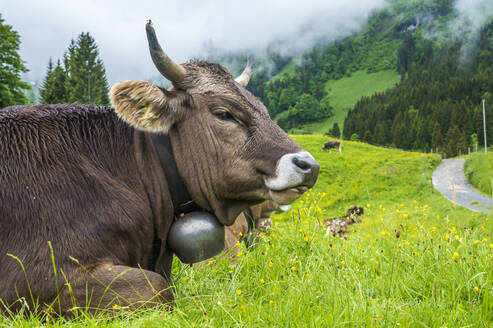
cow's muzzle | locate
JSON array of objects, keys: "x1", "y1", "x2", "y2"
[
  {"x1": 291, "y1": 153, "x2": 319, "y2": 187},
  {"x1": 265, "y1": 152, "x2": 320, "y2": 204}
]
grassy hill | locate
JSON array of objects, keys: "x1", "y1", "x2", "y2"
[
  {"x1": 465, "y1": 151, "x2": 493, "y2": 196},
  {"x1": 4, "y1": 136, "x2": 491, "y2": 327},
  {"x1": 303, "y1": 70, "x2": 400, "y2": 134}
]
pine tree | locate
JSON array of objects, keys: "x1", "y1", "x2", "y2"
[
  {"x1": 65, "y1": 32, "x2": 109, "y2": 105},
  {"x1": 0, "y1": 15, "x2": 30, "y2": 108},
  {"x1": 431, "y1": 121, "x2": 443, "y2": 151},
  {"x1": 445, "y1": 125, "x2": 461, "y2": 157},
  {"x1": 330, "y1": 122, "x2": 341, "y2": 138},
  {"x1": 40, "y1": 59, "x2": 69, "y2": 104}
]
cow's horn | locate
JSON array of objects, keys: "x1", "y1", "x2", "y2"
[
  {"x1": 146, "y1": 20, "x2": 186, "y2": 83},
  {"x1": 235, "y1": 56, "x2": 253, "y2": 87}
]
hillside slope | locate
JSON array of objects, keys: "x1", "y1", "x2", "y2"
[
  {"x1": 465, "y1": 152, "x2": 493, "y2": 196},
  {"x1": 4, "y1": 136, "x2": 491, "y2": 327},
  {"x1": 303, "y1": 70, "x2": 400, "y2": 134}
]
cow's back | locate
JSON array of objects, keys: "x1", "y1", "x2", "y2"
[{"x1": 0, "y1": 105, "x2": 155, "y2": 307}]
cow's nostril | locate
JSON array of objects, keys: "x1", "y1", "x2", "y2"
[
  {"x1": 291, "y1": 154, "x2": 320, "y2": 188},
  {"x1": 292, "y1": 156, "x2": 312, "y2": 171}
]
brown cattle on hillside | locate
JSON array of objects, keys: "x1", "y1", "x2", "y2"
[
  {"x1": 322, "y1": 140, "x2": 342, "y2": 153},
  {"x1": 0, "y1": 21, "x2": 319, "y2": 314},
  {"x1": 319, "y1": 206, "x2": 364, "y2": 237}
]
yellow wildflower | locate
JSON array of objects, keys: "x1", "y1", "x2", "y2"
[
  {"x1": 303, "y1": 236, "x2": 309, "y2": 242},
  {"x1": 237, "y1": 251, "x2": 243, "y2": 257},
  {"x1": 229, "y1": 269, "x2": 233, "y2": 274},
  {"x1": 240, "y1": 305, "x2": 246, "y2": 312},
  {"x1": 340, "y1": 260, "x2": 345, "y2": 265},
  {"x1": 236, "y1": 240, "x2": 241, "y2": 246},
  {"x1": 445, "y1": 234, "x2": 450, "y2": 241},
  {"x1": 259, "y1": 278, "x2": 264, "y2": 284},
  {"x1": 473, "y1": 240, "x2": 480, "y2": 245},
  {"x1": 473, "y1": 286, "x2": 479, "y2": 293},
  {"x1": 236, "y1": 289, "x2": 242, "y2": 295},
  {"x1": 208, "y1": 260, "x2": 213, "y2": 265},
  {"x1": 291, "y1": 266, "x2": 297, "y2": 271},
  {"x1": 452, "y1": 252, "x2": 459, "y2": 260},
  {"x1": 430, "y1": 227, "x2": 436, "y2": 233},
  {"x1": 451, "y1": 227, "x2": 456, "y2": 233},
  {"x1": 112, "y1": 304, "x2": 119, "y2": 310},
  {"x1": 305, "y1": 273, "x2": 310, "y2": 278},
  {"x1": 268, "y1": 261, "x2": 274, "y2": 267},
  {"x1": 482, "y1": 238, "x2": 487, "y2": 243}
]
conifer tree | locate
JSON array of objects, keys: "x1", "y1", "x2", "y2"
[
  {"x1": 40, "y1": 59, "x2": 69, "y2": 104},
  {"x1": 0, "y1": 15, "x2": 30, "y2": 108},
  {"x1": 38, "y1": 32, "x2": 110, "y2": 106},
  {"x1": 445, "y1": 125, "x2": 462, "y2": 157},
  {"x1": 330, "y1": 122, "x2": 341, "y2": 138},
  {"x1": 65, "y1": 32, "x2": 109, "y2": 105}
]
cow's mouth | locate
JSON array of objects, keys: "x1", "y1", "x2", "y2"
[{"x1": 268, "y1": 186, "x2": 309, "y2": 205}]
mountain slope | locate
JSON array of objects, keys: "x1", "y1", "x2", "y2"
[{"x1": 304, "y1": 69, "x2": 400, "y2": 134}]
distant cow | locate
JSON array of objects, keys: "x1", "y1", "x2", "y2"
[
  {"x1": 0, "y1": 21, "x2": 319, "y2": 314},
  {"x1": 323, "y1": 140, "x2": 342, "y2": 153},
  {"x1": 318, "y1": 206, "x2": 364, "y2": 237}
]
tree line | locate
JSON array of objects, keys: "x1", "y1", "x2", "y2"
[
  {"x1": 0, "y1": 14, "x2": 109, "y2": 108},
  {"x1": 0, "y1": 14, "x2": 30, "y2": 108},
  {"x1": 40, "y1": 32, "x2": 109, "y2": 105},
  {"x1": 343, "y1": 21, "x2": 493, "y2": 157},
  {"x1": 244, "y1": 2, "x2": 421, "y2": 131}
]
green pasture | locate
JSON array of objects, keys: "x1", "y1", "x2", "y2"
[
  {"x1": 465, "y1": 151, "x2": 493, "y2": 197},
  {"x1": 303, "y1": 70, "x2": 400, "y2": 134},
  {"x1": 1, "y1": 136, "x2": 491, "y2": 327}
]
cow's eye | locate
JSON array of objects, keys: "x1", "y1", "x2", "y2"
[{"x1": 214, "y1": 111, "x2": 238, "y2": 124}]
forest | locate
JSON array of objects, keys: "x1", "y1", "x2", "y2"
[{"x1": 342, "y1": 21, "x2": 493, "y2": 157}]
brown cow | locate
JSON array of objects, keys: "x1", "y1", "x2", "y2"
[
  {"x1": 0, "y1": 21, "x2": 319, "y2": 314},
  {"x1": 322, "y1": 140, "x2": 342, "y2": 153},
  {"x1": 318, "y1": 206, "x2": 364, "y2": 237}
]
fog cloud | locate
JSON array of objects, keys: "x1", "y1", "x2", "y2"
[{"x1": 2, "y1": 0, "x2": 384, "y2": 85}]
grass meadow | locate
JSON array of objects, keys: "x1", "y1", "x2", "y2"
[
  {"x1": 303, "y1": 70, "x2": 400, "y2": 134},
  {"x1": 465, "y1": 151, "x2": 493, "y2": 196},
  {"x1": 1, "y1": 135, "x2": 492, "y2": 327}
]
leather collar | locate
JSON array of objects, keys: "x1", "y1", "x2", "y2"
[{"x1": 150, "y1": 133, "x2": 200, "y2": 217}]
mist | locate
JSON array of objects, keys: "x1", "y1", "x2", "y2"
[{"x1": 2, "y1": 0, "x2": 385, "y2": 85}]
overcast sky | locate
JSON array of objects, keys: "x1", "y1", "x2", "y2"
[
  {"x1": 2, "y1": 0, "x2": 491, "y2": 86},
  {"x1": 2, "y1": 0, "x2": 386, "y2": 85}
]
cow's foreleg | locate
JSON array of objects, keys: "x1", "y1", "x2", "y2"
[{"x1": 60, "y1": 263, "x2": 173, "y2": 314}]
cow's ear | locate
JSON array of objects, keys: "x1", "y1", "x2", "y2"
[{"x1": 110, "y1": 81, "x2": 187, "y2": 132}]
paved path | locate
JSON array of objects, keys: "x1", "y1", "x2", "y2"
[{"x1": 432, "y1": 159, "x2": 492, "y2": 213}]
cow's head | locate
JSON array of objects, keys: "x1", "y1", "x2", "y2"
[{"x1": 110, "y1": 21, "x2": 319, "y2": 225}]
